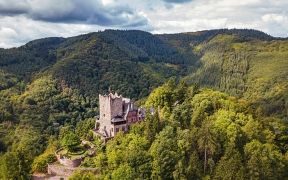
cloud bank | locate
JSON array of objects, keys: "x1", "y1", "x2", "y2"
[
  {"x1": 0, "y1": 0, "x2": 288, "y2": 48},
  {"x1": 0, "y1": 0, "x2": 147, "y2": 27},
  {"x1": 162, "y1": 0, "x2": 193, "y2": 4}
]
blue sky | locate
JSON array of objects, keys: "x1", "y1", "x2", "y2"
[{"x1": 0, "y1": 0, "x2": 288, "y2": 48}]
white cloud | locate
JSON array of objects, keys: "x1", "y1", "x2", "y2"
[
  {"x1": 0, "y1": 16, "x2": 107, "y2": 48},
  {"x1": 0, "y1": 0, "x2": 288, "y2": 48},
  {"x1": 101, "y1": 0, "x2": 116, "y2": 6},
  {"x1": 260, "y1": 13, "x2": 288, "y2": 37},
  {"x1": 151, "y1": 18, "x2": 228, "y2": 34},
  {"x1": 262, "y1": 14, "x2": 287, "y2": 23},
  {"x1": 144, "y1": 0, "x2": 288, "y2": 37}
]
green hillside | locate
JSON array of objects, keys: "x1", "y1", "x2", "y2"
[
  {"x1": 183, "y1": 34, "x2": 288, "y2": 118},
  {"x1": 91, "y1": 80, "x2": 288, "y2": 179},
  {"x1": 0, "y1": 29, "x2": 287, "y2": 179}
]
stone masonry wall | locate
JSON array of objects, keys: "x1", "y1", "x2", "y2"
[
  {"x1": 98, "y1": 94, "x2": 112, "y2": 132},
  {"x1": 98, "y1": 94, "x2": 124, "y2": 135},
  {"x1": 99, "y1": 94, "x2": 111, "y2": 122},
  {"x1": 110, "y1": 97, "x2": 123, "y2": 118},
  {"x1": 47, "y1": 164, "x2": 99, "y2": 177},
  {"x1": 56, "y1": 155, "x2": 83, "y2": 168}
]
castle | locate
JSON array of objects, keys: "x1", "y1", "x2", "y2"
[
  {"x1": 46, "y1": 93, "x2": 145, "y2": 178},
  {"x1": 94, "y1": 93, "x2": 145, "y2": 139}
]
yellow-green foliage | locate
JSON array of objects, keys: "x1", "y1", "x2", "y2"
[
  {"x1": 18, "y1": 76, "x2": 58, "y2": 103},
  {"x1": 31, "y1": 140, "x2": 58, "y2": 173},
  {"x1": 194, "y1": 34, "x2": 237, "y2": 53},
  {"x1": 189, "y1": 35, "x2": 288, "y2": 117},
  {"x1": 93, "y1": 81, "x2": 288, "y2": 179},
  {"x1": 69, "y1": 170, "x2": 98, "y2": 180},
  {"x1": 145, "y1": 82, "x2": 174, "y2": 108},
  {"x1": 209, "y1": 34, "x2": 237, "y2": 44}
]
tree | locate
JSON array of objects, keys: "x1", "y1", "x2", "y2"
[
  {"x1": 76, "y1": 118, "x2": 95, "y2": 140},
  {"x1": 0, "y1": 151, "x2": 31, "y2": 180},
  {"x1": 170, "y1": 100, "x2": 192, "y2": 129},
  {"x1": 105, "y1": 132, "x2": 151, "y2": 178},
  {"x1": 61, "y1": 133, "x2": 81, "y2": 152},
  {"x1": 173, "y1": 129, "x2": 202, "y2": 179},
  {"x1": 32, "y1": 140, "x2": 58, "y2": 173},
  {"x1": 214, "y1": 148, "x2": 245, "y2": 180},
  {"x1": 111, "y1": 164, "x2": 136, "y2": 180},
  {"x1": 244, "y1": 140, "x2": 285, "y2": 179},
  {"x1": 144, "y1": 112, "x2": 161, "y2": 143},
  {"x1": 94, "y1": 152, "x2": 108, "y2": 174},
  {"x1": 59, "y1": 125, "x2": 74, "y2": 140},
  {"x1": 197, "y1": 118, "x2": 216, "y2": 175},
  {"x1": 70, "y1": 171, "x2": 97, "y2": 180},
  {"x1": 150, "y1": 126, "x2": 179, "y2": 179}
]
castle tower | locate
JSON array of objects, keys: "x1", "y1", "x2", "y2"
[
  {"x1": 95, "y1": 92, "x2": 143, "y2": 140},
  {"x1": 97, "y1": 93, "x2": 124, "y2": 137},
  {"x1": 99, "y1": 93, "x2": 123, "y2": 120}
]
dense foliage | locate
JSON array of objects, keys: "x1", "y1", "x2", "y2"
[
  {"x1": 0, "y1": 29, "x2": 287, "y2": 179},
  {"x1": 88, "y1": 80, "x2": 288, "y2": 179}
]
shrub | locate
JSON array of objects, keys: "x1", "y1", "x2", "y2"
[{"x1": 32, "y1": 153, "x2": 56, "y2": 173}]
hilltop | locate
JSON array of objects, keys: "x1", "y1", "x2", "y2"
[{"x1": 1, "y1": 29, "x2": 287, "y2": 115}]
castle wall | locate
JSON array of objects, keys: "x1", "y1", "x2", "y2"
[
  {"x1": 126, "y1": 111, "x2": 138, "y2": 124},
  {"x1": 96, "y1": 93, "x2": 142, "y2": 139},
  {"x1": 55, "y1": 149, "x2": 83, "y2": 168},
  {"x1": 98, "y1": 95, "x2": 113, "y2": 133},
  {"x1": 47, "y1": 164, "x2": 99, "y2": 178},
  {"x1": 57, "y1": 156, "x2": 83, "y2": 167},
  {"x1": 110, "y1": 97, "x2": 123, "y2": 118},
  {"x1": 112, "y1": 124, "x2": 127, "y2": 136},
  {"x1": 99, "y1": 94, "x2": 111, "y2": 121}
]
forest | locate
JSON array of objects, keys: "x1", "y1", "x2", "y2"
[
  {"x1": 74, "y1": 80, "x2": 287, "y2": 179},
  {"x1": 0, "y1": 29, "x2": 287, "y2": 179}
]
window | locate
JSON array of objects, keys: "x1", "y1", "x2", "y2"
[{"x1": 116, "y1": 128, "x2": 119, "y2": 132}]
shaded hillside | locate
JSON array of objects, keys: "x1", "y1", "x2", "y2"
[
  {"x1": 179, "y1": 34, "x2": 287, "y2": 118},
  {"x1": 0, "y1": 30, "x2": 195, "y2": 99},
  {"x1": 0, "y1": 29, "x2": 287, "y2": 126},
  {"x1": 0, "y1": 37, "x2": 65, "y2": 80},
  {"x1": 158, "y1": 29, "x2": 287, "y2": 119},
  {"x1": 48, "y1": 30, "x2": 191, "y2": 98},
  {"x1": 0, "y1": 29, "x2": 287, "y2": 118}
]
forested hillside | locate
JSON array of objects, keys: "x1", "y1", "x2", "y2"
[
  {"x1": 0, "y1": 29, "x2": 287, "y2": 179},
  {"x1": 159, "y1": 29, "x2": 288, "y2": 118},
  {"x1": 84, "y1": 80, "x2": 288, "y2": 179}
]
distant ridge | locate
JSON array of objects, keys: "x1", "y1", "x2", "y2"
[{"x1": 0, "y1": 28, "x2": 287, "y2": 116}]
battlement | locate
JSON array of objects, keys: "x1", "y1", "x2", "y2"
[{"x1": 99, "y1": 92, "x2": 122, "y2": 100}]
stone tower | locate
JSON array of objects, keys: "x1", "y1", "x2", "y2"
[
  {"x1": 95, "y1": 92, "x2": 144, "y2": 140},
  {"x1": 99, "y1": 93, "x2": 123, "y2": 120},
  {"x1": 97, "y1": 93, "x2": 123, "y2": 135}
]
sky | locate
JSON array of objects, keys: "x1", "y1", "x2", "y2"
[{"x1": 0, "y1": 0, "x2": 288, "y2": 48}]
